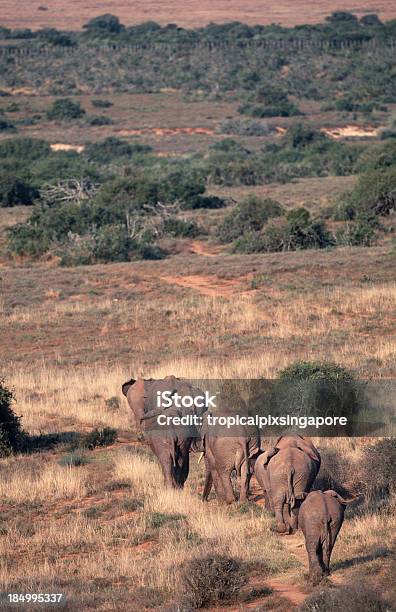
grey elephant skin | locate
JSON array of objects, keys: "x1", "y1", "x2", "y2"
[
  {"x1": 122, "y1": 376, "x2": 206, "y2": 488},
  {"x1": 299, "y1": 490, "x2": 355, "y2": 584},
  {"x1": 201, "y1": 422, "x2": 261, "y2": 504},
  {"x1": 254, "y1": 436, "x2": 320, "y2": 534}
]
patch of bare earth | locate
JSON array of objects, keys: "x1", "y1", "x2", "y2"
[{"x1": 160, "y1": 274, "x2": 248, "y2": 297}]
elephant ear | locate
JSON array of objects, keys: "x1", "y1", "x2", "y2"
[{"x1": 122, "y1": 378, "x2": 136, "y2": 397}]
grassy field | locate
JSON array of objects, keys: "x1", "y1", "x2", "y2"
[
  {"x1": 0, "y1": 211, "x2": 395, "y2": 607},
  {"x1": 1, "y1": 0, "x2": 396, "y2": 31}
]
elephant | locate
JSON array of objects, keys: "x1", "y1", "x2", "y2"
[
  {"x1": 122, "y1": 376, "x2": 206, "y2": 489},
  {"x1": 298, "y1": 490, "x2": 355, "y2": 584},
  {"x1": 200, "y1": 415, "x2": 261, "y2": 504},
  {"x1": 254, "y1": 437, "x2": 320, "y2": 534}
]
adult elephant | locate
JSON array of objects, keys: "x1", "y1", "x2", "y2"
[
  {"x1": 200, "y1": 415, "x2": 261, "y2": 504},
  {"x1": 254, "y1": 435, "x2": 320, "y2": 534},
  {"x1": 122, "y1": 376, "x2": 206, "y2": 489}
]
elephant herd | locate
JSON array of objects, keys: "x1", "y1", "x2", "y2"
[{"x1": 122, "y1": 375, "x2": 355, "y2": 584}]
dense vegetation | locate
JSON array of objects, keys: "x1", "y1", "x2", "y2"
[
  {"x1": 2, "y1": 123, "x2": 395, "y2": 263},
  {"x1": 1, "y1": 13, "x2": 396, "y2": 102},
  {"x1": 1, "y1": 11, "x2": 395, "y2": 263}
]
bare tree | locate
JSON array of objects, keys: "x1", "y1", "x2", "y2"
[{"x1": 40, "y1": 178, "x2": 98, "y2": 205}]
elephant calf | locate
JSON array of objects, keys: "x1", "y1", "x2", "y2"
[{"x1": 298, "y1": 490, "x2": 355, "y2": 584}]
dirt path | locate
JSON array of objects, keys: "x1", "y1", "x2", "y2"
[
  {"x1": 160, "y1": 274, "x2": 247, "y2": 297},
  {"x1": 189, "y1": 240, "x2": 226, "y2": 258},
  {"x1": 266, "y1": 533, "x2": 309, "y2": 607}
]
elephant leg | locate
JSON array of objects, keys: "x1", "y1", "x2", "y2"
[
  {"x1": 161, "y1": 456, "x2": 176, "y2": 488},
  {"x1": 175, "y1": 452, "x2": 189, "y2": 488},
  {"x1": 305, "y1": 538, "x2": 324, "y2": 585},
  {"x1": 219, "y1": 470, "x2": 236, "y2": 504},
  {"x1": 202, "y1": 468, "x2": 213, "y2": 502},
  {"x1": 324, "y1": 522, "x2": 341, "y2": 574},
  {"x1": 239, "y1": 460, "x2": 250, "y2": 502},
  {"x1": 282, "y1": 503, "x2": 297, "y2": 534},
  {"x1": 273, "y1": 495, "x2": 289, "y2": 534},
  {"x1": 211, "y1": 469, "x2": 226, "y2": 501}
]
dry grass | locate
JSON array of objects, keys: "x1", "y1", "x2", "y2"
[{"x1": 0, "y1": 458, "x2": 87, "y2": 503}]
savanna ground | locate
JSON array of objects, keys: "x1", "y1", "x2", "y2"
[
  {"x1": 0, "y1": 69, "x2": 396, "y2": 610},
  {"x1": 1, "y1": 223, "x2": 396, "y2": 609},
  {"x1": 1, "y1": 0, "x2": 396, "y2": 31}
]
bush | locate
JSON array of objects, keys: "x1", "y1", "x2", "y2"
[
  {"x1": 0, "y1": 379, "x2": 27, "y2": 456},
  {"x1": 313, "y1": 447, "x2": 351, "y2": 496},
  {"x1": 182, "y1": 195, "x2": 226, "y2": 210},
  {"x1": 360, "y1": 439, "x2": 396, "y2": 499},
  {"x1": 340, "y1": 167, "x2": 396, "y2": 217},
  {"x1": 84, "y1": 137, "x2": 152, "y2": 162},
  {"x1": 82, "y1": 427, "x2": 118, "y2": 449},
  {"x1": 179, "y1": 555, "x2": 246, "y2": 608},
  {"x1": 0, "y1": 118, "x2": 15, "y2": 131},
  {"x1": 83, "y1": 14, "x2": 125, "y2": 35},
  {"x1": 218, "y1": 118, "x2": 271, "y2": 136},
  {"x1": 299, "y1": 584, "x2": 394, "y2": 612},
  {"x1": 58, "y1": 451, "x2": 89, "y2": 466},
  {"x1": 163, "y1": 217, "x2": 200, "y2": 238},
  {"x1": 217, "y1": 196, "x2": 284, "y2": 243},
  {"x1": 238, "y1": 86, "x2": 302, "y2": 118},
  {"x1": 87, "y1": 115, "x2": 114, "y2": 126},
  {"x1": 273, "y1": 361, "x2": 360, "y2": 430},
  {"x1": 237, "y1": 208, "x2": 333, "y2": 253},
  {"x1": 335, "y1": 219, "x2": 376, "y2": 246},
  {"x1": 46, "y1": 98, "x2": 85, "y2": 121},
  {"x1": 0, "y1": 173, "x2": 38, "y2": 207},
  {"x1": 0, "y1": 138, "x2": 51, "y2": 161},
  {"x1": 91, "y1": 99, "x2": 113, "y2": 108}
]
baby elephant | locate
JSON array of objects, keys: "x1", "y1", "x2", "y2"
[{"x1": 298, "y1": 490, "x2": 355, "y2": 584}]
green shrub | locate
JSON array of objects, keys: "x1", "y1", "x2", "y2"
[
  {"x1": 335, "y1": 219, "x2": 376, "y2": 246},
  {"x1": 163, "y1": 217, "x2": 200, "y2": 237},
  {"x1": 238, "y1": 86, "x2": 302, "y2": 118},
  {"x1": 218, "y1": 196, "x2": 283, "y2": 243},
  {"x1": 46, "y1": 98, "x2": 85, "y2": 121},
  {"x1": 82, "y1": 427, "x2": 118, "y2": 449},
  {"x1": 218, "y1": 118, "x2": 271, "y2": 136},
  {"x1": 0, "y1": 138, "x2": 51, "y2": 161},
  {"x1": 84, "y1": 137, "x2": 152, "y2": 162},
  {"x1": 232, "y1": 208, "x2": 334, "y2": 253},
  {"x1": 0, "y1": 118, "x2": 15, "y2": 131},
  {"x1": 0, "y1": 379, "x2": 27, "y2": 456},
  {"x1": 340, "y1": 167, "x2": 396, "y2": 217},
  {"x1": 58, "y1": 451, "x2": 89, "y2": 467},
  {"x1": 87, "y1": 115, "x2": 114, "y2": 126},
  {"x1": 273, "y1": 361, "x2": 360, "y2": 429},
  {"x1": 179, "y1": 555, "x2": 246, "y2": 608},
  {"x1": 360, "y1": 439, "x2": 396, "y2": 498},
  {"x1": 0, "y1": 173, "x2": 38, "y2": 207},
  {"x1": 182, "y1": 194, "x2": 226, "y2": 210},
  {"x1": 83, "y1": 14, "x2": 125, "y2": 35},
  {"x1": 91, "y1": 99, "x2": 113, "y2": 108}
]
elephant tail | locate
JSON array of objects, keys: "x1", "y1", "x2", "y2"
[{"x1": 287, "y1": 467, "x2": 296, "y2": 509}]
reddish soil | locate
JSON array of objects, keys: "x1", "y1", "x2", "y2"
[
  {"x1": 160, "y1": 274, "x2": 247, "y2": 297},
  {"x1": 1, "y1": 1, "x2": 395, "y2": 31}
]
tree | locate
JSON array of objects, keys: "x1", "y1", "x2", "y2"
[
  {"x1": 83, "y1": 14, "x2": 125, "y2": 35},
  {"x1": 326, "y1": 11, "x2": 358, "y2": 24},
  {"x1": 46, "y1": 98, "x2": 85, "y2": 121}
]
